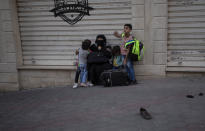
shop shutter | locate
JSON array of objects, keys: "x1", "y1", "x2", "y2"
[
  {"x1": 17, "y1": 0, "x2": 132, "y2": 66},
  {"x1": 167, "y1": 0, "x2": 205, "y2": 72}
]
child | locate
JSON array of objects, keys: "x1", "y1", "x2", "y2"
[
  {"x1": 114, "y1": 24, "x2": 137, "y2": 84},
  {"x1": 73, "y1": 39, "x2": 91, "y2": 88},
  {"x1": 112, "y1": 45, "x2": 124, "y2": 69},
  {"x1": 73, "y1": 49, "x2": 81, "y2": 88}
]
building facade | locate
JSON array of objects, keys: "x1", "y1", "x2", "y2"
[{"x1": 0, "y1": 0, "x2": 205, "y2": 91}]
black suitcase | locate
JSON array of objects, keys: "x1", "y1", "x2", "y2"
[{"x1": 100, "y1": 69, "x2": 129, "y2": 87}]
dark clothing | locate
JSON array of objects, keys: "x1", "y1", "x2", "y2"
[
  {"x1": 88, "y1": 63, "x2": 112, "y2": 84},
  {"x1": 87, "y1": 52, "x2": 109, "y2": 64},
  {"x1": 89, "y1": 44, "x2": 98, "y2": 52},
  {"x1": 87, "y1": 46, "x2": 112, "y2": 84},
  {"x1": 74, "y1": 67, "x2": 81, "y2": 83}
]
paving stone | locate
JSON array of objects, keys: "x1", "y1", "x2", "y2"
[{"x1": 0, "y1": 77, "x2": 205, "y2": 131}]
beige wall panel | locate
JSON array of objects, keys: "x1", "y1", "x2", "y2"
[
  {"x1": 152, "y1": 4, "x2": 167, "y2": 17},
  {"x1": 17, "y1": 0, "x2": 133, "y2": 66},
  {"x1": 167, "y1": 0, "x2": 205, "y2": 71}
]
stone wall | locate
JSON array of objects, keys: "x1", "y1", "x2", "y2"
[
  {"x1": 134, "y1": 0, "x2": 167, "y2": 78},
  {"x1": 152, "y1": 0, "x2": 167, "y2": 66},
  {"x1": 0, "y1": 0, "x2": 169, "y2": 90},
  {"x1": 19, "y1": 69, "x2": 75, "y2": 89},
  {"x1": 0, "y1": 0, "x2": 19, "y2": 91}
]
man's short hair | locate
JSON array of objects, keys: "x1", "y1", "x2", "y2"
[{"x1": 124, "y1": 24, "x2": 132, "y2": 30}]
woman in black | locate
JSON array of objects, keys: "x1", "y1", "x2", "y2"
[{"x1": 87, "y1": 35, "x2": 112, "y2": 86}]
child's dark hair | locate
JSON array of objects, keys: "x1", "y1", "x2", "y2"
[
  {"x1": 82, "y1": 39, "x2": 91, "y2": 50},
  {"x1": 106, "y1": 45, "x2": 112, "y2": 50},
  {"x1": 95, "y1": 34, "x2": 107, "y2": 44},
  {"x1": 112, "y1": 45, "x2": 121, "y2": 56},
  {"x1": 124, "y1": 24, "x2": 132, "y2": 30}
]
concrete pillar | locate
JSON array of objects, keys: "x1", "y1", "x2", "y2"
[{"x1": 0, "y1": 0, "x2": 19, "y2": 91}]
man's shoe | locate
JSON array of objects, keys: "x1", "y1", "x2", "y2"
[
  {"x1": 80, "y1": 83, "x2": 87, "y2": 87},
  {"x1": 87, "y1": 82, "x2": 94, "y2": 87},
  {"x1": 140, "y1": 108, "x2": 152, "y2": 120},
  {"x1": 130, "y1": 80, "x2": 138, "y2": 85},
  {"x1": 199, "y1": 93, "x2": 204, "y2": 96},
  {"x1": 186, "y1": 95, "x2": 194, "y2": 98}
]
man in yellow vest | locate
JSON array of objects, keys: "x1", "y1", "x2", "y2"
[{"x1": 114, "y1": 24, "x2": 137, "y2": 84}]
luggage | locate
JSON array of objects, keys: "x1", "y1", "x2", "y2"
[{"x1": 100, "y1": 69, "x2": 129, "y2": 87}]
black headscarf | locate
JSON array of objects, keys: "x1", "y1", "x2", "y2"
[{"x1": 95, "y1": 34, "x2": 107, "y2": 48}]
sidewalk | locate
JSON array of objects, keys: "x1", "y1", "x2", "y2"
[{"x1": 0, "y1": 77, "x2": 205, "y2": 131}]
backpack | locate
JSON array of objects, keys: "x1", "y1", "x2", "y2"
[{"x1": 125, "y1": 39, "x2": 144, "y2": 61}]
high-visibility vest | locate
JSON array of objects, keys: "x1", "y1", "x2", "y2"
[
  {"x1": 121, "y1": 33, "x2": 144, "y2": 61},
  {"x1": 124, "y1": 39, "x2": 144, "y2": 61}
]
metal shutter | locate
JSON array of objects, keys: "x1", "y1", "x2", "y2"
[
  {"x1": 17, "y1": 0, "x2": 132, "y2": 66},
  {"x1": 167, "y1": 0, "x2": 205, "y2": 72}
]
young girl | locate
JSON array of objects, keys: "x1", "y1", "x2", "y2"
[
  {"x1": 73, "y1": 39, "x2": 91, "y2": 88},
  {"x1": 112, "y1": 45, "x2": 125, "y2": 69}
]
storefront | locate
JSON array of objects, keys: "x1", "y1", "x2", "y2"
[
  {"x1": 16, "y1": 0, "x2": 147, "y2": 89},
  {"x1": 167, "y1": 0, "x2": 205, "y2": 72},
  {"x1": 17, "y1": 0, "x2": 135, "y2": 66},
  {"x1": 1, "y1": 0, "x2": 205, "y2": 91}
]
